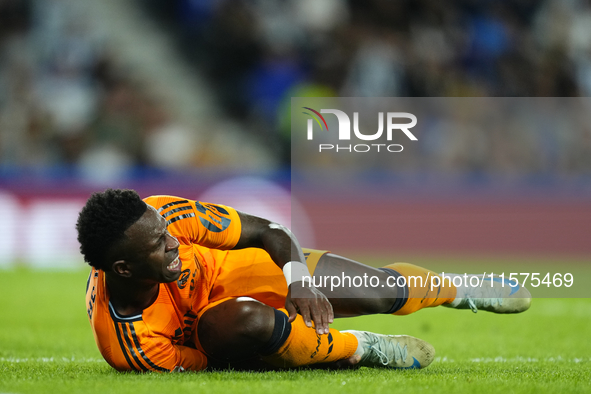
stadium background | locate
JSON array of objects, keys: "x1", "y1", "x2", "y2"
[
  {"x1": 1, "y1": 0, "x2": 591, "y2": 268},
  {"x1": 1, "y1": 1, "x2": 591, "y2": 392}
]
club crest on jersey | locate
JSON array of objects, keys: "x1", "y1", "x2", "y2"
[{"x1": 177, "y1": 269, "x2": 191, "y2": 289}]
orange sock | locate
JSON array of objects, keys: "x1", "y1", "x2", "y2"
[
  {"x1": 382, "y1": 263, "x2": 457, "y2": 315},
  {"x1": 262, "y1": 309, "x2": 358, "y2": 368}
]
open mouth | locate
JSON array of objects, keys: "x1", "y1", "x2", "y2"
[{"x1": 166, "y1": 256, "x2": 182, "y2": 273}]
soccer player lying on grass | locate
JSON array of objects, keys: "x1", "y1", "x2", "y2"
[{"x1": 77, "y1": 189, "x2": 531, "y2": 373}]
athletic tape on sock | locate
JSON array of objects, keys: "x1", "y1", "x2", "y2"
[
  {"x1": 379, "y1": 268, "x2": 409, "y2": 314},
  {"x1": 259, "y1": 309, "x2": 292, "y2": 356}
]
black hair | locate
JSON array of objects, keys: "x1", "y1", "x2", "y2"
[{"x1": 76, "y1": 189, "x2": 147, "y2": 270}]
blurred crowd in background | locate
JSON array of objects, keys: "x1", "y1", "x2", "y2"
[
  {"x1": 2, "y1": 0, "x2": 591, "y2": 183},
  {"x1": 2, "y1": 0, "x2": 591, "y2": 267},
  {"x1": 0, "y1": 0, "x2": 206, "y2": 182}
]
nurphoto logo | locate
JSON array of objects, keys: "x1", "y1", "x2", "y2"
[{"x1": 302, "y1": 107, "x2": 417, "y2": 153}]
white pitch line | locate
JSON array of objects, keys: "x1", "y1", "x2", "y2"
[{"x1": 1, "y1": 356, "x2": 588, "y2": 364}]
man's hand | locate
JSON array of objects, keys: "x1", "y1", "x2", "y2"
[
  {"x1": 285, "y1": 282, "x2": 334, "y2": 335},
  {"x1": 232, "y1": 212, "x2": 333, "y2": 333}
]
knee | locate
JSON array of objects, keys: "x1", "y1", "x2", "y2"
[
  {"x1": 198, "y1": 299, "x2": 275, "y2": 361},
  {"x1": 231, "y1": 300, "x2": 275, "y2": 340},
  {"x1": 199, "y1": 299, "x2": 274, "y2": 341}
]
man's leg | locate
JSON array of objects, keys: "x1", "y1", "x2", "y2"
[
  {"x1": 310, "y1": 253, "x2": 530, "y2": 316},
  {"x1": 197, "y1": 298, "x2": 434, "y2": 369},
  {"x1": 197, "y1": 298, "x2": 358, "y2": 367},
  {"x1": 311, "y1": 254, "x2": 455, "y2": 317}
]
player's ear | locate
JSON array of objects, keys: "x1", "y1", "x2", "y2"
[{"x1": 112, "y1": 260, "x2": 133, "y2": 278}]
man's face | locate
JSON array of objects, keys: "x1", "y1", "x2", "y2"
[{"x1": 120, "y1": 206, "x2": 182, "y2": 283}]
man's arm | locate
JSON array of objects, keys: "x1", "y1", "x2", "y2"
[
  {"x1": 102, "y1": 332, "x2": 208, "y2": 373},
  {"x1": 232, "y1": 212, "x2": 334, "y2": 335}
]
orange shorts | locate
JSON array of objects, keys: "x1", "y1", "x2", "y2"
[{"x1": 192, "y1": 247, "x2": 327, "y2": 352}]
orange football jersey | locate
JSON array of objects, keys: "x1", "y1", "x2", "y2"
[
  {"x1": 86, "y1": 195, "x2": 325, "y2": 372},
  {"x1": 85, "y1": 196, "x2": 244, "y2": 372}
]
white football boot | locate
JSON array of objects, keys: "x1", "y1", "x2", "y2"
[
  {"x1": 343, "y1": 330, "x2": 435, "y2": 369},
  {"x1": 443, "y1": 273, "x2": 532, "y2": 313}
]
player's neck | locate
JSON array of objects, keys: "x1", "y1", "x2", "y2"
[{"x1": 105, "y1": 273, "x2": 160, "y2": 316}]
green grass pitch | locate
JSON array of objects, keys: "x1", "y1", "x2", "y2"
[{"x1": 1, "y1": 264, "x2": 590, "y2": 394}]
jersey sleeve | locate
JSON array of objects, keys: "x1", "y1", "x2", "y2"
[
  {"x1": 144, "y1": 195, "x2": 241, "y2": 250},
  {"x1": 106, "y1": 318, "x2": 208, "y2": 372}
]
